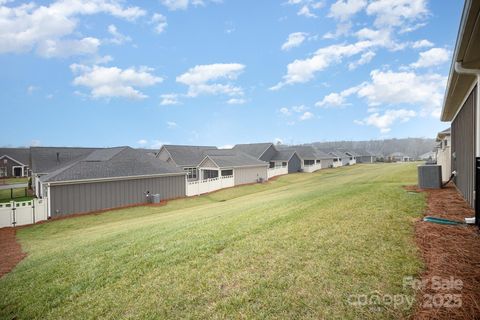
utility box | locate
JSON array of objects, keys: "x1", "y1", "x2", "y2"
[
  {"x1": 418, "y1": 165, "x2": 442, "y2": 189},
  {"x1": 152, "y1": 194, "x2": 161, "y2": 204}
]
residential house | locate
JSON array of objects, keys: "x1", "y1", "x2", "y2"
[
  {"x1": 0, "y1": 148, "x2": 30, "y2": 178},
  {"x1": 419, "y1": 151, "x2": 437, "y2": 162},
  {"x1": 279, "y1": 145, "x2": 334, "y2": 172},
  {"x1": 354, "y1": 150, "x2": 377, "y2": 163},
  {"x1": 388, "y1": 152, "x2": 411, "y2": 162},
  {"x1": 233, "y1": 142, "x2": 301, "y2": 177},
  {"x1": 440, "y1": 0, "x2": 480, "y2": 225},
  {"x1": 40, "y1": 147, "x2": 185, "y2": 217},
  {"x1": 30, "y1": 147, "x2": 100, "y2": 197},
  {"x1": 435, "y1": 128, "x2": 451, "y2": 181}
]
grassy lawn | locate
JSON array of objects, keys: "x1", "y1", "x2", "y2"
[
  {"x1": 0, "y1": 163, "x2": 425, "y2": 319},
  {"x1": 0, "y1": 177, "x2": 28, "y2": 185},
  {"x1": 0, "y1": 188, "x2": 31, "y2": 203}
]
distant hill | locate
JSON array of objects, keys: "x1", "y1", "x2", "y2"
[{"x1": 305, "y1": 138, "x2": 436, "y2": 159}]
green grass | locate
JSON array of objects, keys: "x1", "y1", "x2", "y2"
[
  {"x1": 0, "y1": 164, "x2": 425, "y2": 319},
  {"x1": 0, "y1": 177, "x2": 28, "y2": 185},
  {"x1": 0, "y1": 188, "x2": 31, "y2": 202}
]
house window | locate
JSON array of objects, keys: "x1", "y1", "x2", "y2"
[
  {"x1": 282, "y1": 162, "x2": 287, "y2": 167},
  {"x1": 221, "y1": 169, "x2": 233, "y2": 176},
  {"x1": 269, "y1": 162, "x2": 275, "y2": 168},
  {"x1": 184, "y1": 167, "x2": 198, "y2": 180},
  {"x1": 444, "y1": 140, "x2": 448, "y2": 148},
  {"x1": 316, "y1": 160, "x2": 321, "y2": 164},
  {"x1": 0, "y1": 167, "x2": 6, "y2": 177},
  {"x1": 333, "y1": 159, "x2": 338, "y2": 162},
  {"x1": 203, "y1": 169, "x2": 219, "y2": 179},
  {"x1": 304, "y1": 160, "x2": 314, "y2": 166}
]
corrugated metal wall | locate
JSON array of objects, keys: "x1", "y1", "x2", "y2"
[
  {"x1": 288, "y1": 154, "x2": 302, "y2": 173},
  {"x1": 234, "y1": 166, "x2": 267, "y2": 185},
  {"x1": 452, "y1": 86, "x2": 476, "y2": 208},
  {"x1": 50, "y1": 175, "x2": 186, "y2": 217}
]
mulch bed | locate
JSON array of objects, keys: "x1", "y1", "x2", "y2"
[
  {"x1": 0, "y1": 228, "x2": 26, "y2": 278},
  {"x1": 410, "y1": 183, "x2": 480, "y2": 319}
]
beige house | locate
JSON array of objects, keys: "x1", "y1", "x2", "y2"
[{"x1": 436, "y1": 128, "x2": 451, "y2": 182}]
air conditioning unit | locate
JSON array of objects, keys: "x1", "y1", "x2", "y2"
[{"x1": 418, "y1": 164, "x2": 442, "y2": 189}]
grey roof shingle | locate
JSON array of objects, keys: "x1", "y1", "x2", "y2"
[
  {"x1": 279, "y1": 145, "x2": 334, "y2": 160},
  {"x1": 232, "y1": 143, "x2": 273, "y2": 159},
  {"x1": 41, "y1": 147, "x2": 184, "y2": 183},
  {"x1": 31, "y1": 147, "x2": 101, "y2": 174},
  {"x1": 0, "y1": 148, "x2": 30, "y2": 166},
  {"x1": 161, "y1": 145, "x2": 217, "y2": 166},
  {"x1": 270, "y1": 149, "x2": 296, "y2": 161},
  {"x1": 202, "y1": 149, "x2": 268, "y2": 168}
]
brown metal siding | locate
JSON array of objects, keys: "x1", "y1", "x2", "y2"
[
  {"x1": 452, "y1": 86, "x2": 476, "y2": 208},
  {"x1": 234, "y1": 166, "x2": 267, "y2": 185},
  {"x1": 50, "y1": 175, "x2": 186, "y2": 217}
]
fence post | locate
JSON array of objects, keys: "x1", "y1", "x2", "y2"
[
  {"x1": 11, "y1": 201, "x2": 16, "y2": 227},
  {"x1": 10, "y1": 188, "x2": 13, "y2": 199}
]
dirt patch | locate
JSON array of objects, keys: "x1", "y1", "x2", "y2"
[
  {"x1": 0, "y1": 228, "x2": 26, "y2": 278},
  {"x1": 412, "y1": 184, "x2": 480, "y2": 319}
]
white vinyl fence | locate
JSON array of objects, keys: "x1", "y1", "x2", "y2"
[
  {"x1": 267, "y1": 167, "x2": 288, "y2": 179},
  {"x1": 0, "y1": 198, "x2": 48, "y2": 228},
  {"x1": 186, "y1": 175, "x2": 234, "y2": 196},
  {"x1": 303, "y1": 163, "x2": 322, "y2": 173}
]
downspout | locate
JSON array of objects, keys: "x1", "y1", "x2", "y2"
[{"x1": 454, "y1": 61, "x2": 480, "y2": 157}]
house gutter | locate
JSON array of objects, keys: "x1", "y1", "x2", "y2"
[{"x1": 454, "y1": 61, "x2": 480, "y2": 157}]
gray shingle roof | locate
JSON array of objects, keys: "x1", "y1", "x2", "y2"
[
  {"x1": 0, "y1": 148, "x2": 30, "y2": 166},
  {"x1": 233, "y1": 143, "x2": 273, "y2": 159},
  {"x1": 202, "y1": 149, "x2": 268, "y2": 168},
  {"x1": 161, "y1": 145, "x2": 217, "y2": 166},
  {"x1": 31, "y1": 147, "x2": 101, "y2": 174},
  {"x1": 271, "y1": 149, "x2": 296, "y2": 161},
  {"x1": 41, "y1": 147, "x2": 184, "y2": 183},
  {"x1": 279, "y1": 145, "x2": 334, "y2": 160}
]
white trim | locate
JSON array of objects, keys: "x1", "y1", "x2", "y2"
[
  {"x1": 12, "y1": 165, "x2": 24, "y2": 177},
  {"x1": 45, "y1": 172, "x2": 187, "y2": 186}
]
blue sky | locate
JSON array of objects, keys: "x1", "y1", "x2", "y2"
[{"x1": 0, "y1": 0, "x2": 462, "y2": 148}]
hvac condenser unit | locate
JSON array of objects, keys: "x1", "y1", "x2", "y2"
[{"x1": 418, "y1": 164, "x2": 442, "y2": 189}]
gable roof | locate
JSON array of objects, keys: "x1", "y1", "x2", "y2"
[
  {"x1": 277, "y1": 145, "x2": 334, "y2": 160},
  {"x1": 41, "y1": 147, "x2": 184, "y2": 183},
  {"x1": 0, "y1": 148, "x2": 30, "y2": 166},
  {"x1": 232, "y1": 143, "x2": 274, "y2": 159},
  {"x1": 271, "y1": 149, "x2": 297, "y2": 161},
  {"x1": 160, "y1": 145, "x2": 217, "y2": 167},
  {"x1": 201, "y1": 149, "x2": 268, "y2": 168},
  {"x1": 30, "y1": 147, "x2": 101, "y2": 174},
  {"x1": 436, "y1": 128, "x2": 451, "y2": 141}
]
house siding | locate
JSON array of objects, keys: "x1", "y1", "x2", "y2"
[
  {"x1": 288, "y1": 153, "x2": 302, "y2": 173},
  {"x1": 49, "y1": 175, "x2": 186, "y2": 217},
  {"x1": 259, "y1": 145, "x2": 277, "y2": 162},
  {"x1": 321, "y1": 159, "x2": 333, "y2": 168},
  {"x1": 452, "y1": 86, "x2": 476, "y2": 208},
  {"x1": 234, "y1": 166, "x2": 267, "y2": 185},
  {"x1": 0, "y1": 157, "x2": 28, "y2": 177}
]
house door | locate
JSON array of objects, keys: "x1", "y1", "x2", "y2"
[{"x1": 13, "y1": 167, "x2": 22, "y2": 177}]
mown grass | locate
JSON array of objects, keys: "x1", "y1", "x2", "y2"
[
  {"x1": 0, "y1": 188, "x2": 31, "y2": 202},
  {"x1": 0, "y1": 177, "x2": 28, "y2": 185},
  {"x1": 0, "y1": 163, "x2": 425, "y2": 319}
]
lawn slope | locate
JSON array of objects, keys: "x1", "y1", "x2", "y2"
[{"x1": 0, "y1": 164, "x2": 424, "y2": 319}]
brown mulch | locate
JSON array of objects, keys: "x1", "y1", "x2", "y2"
[
  {"x1": 0, "y1": 228, "x2": 26, "y2": 278},
  {"x1": 410, "y1": 183, "x2": 480, "y2": 319}
]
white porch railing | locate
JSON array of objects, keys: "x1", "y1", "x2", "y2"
[
  {"x1": 0, "y1": 198, "x2": 48, "y2": 228},
  {"x1": 186, "y1": 175, "x2": 234, "y2": 196},
  {"x1": 267, "y1": 167, "x2": 288, "y2": 179},
  {"x1": 332, "y1": 161, "x2": 342, "y2": 168},
  {"x1": 303, "y1": 163, "x2": 322, "y2": 173}
]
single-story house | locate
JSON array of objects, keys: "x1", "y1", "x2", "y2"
[
  {"x1": 342, "y1": 150, "x2": 358, "y2": 165},
  {"x1": 233, "y1": 143, "x2": 302, "y2": 173},
  {"x1": 435, "y1": 128, "x2": 451, "y2": 182},
  {"x1": 199, "y1": 149, "x2": 269, "y2": 185},
  {"x1": 280, "y1": 145, "x2": 334, "y2": 172},
  {"x1": 156, "y1": 145, "x2": 217, "y2": 181},
  {"x1": 326, "y1": 151, "x2": 343, "y2": 167},
  {"x1": 419, "y1": 151, "x2": 437, "y2": 162},
  {"x1": 440, "y1": 0, "x2": 479, "y2": 225},
  {"x1": 354, "y1": 150, "x2": 377, "y2": 163},
  {"x1": 0, "y1": 148, "x2": 30, "y2": 178},
  {"x1": 387, "y1": 152, "x2": 412, "y2": 162},
  {"x1": 40, "y1": 147, "x2": 186, "y2": 217},
  {"x1": 30, "y1": 146, "x2": 100, "y2": 197}
]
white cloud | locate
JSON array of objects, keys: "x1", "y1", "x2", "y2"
[
  {"x1": 219, "y1": 144, "x2": 233, "y2": 149},
  {"x1": 287, "y1": 0, "x2": 324, "y2": 18},
  {"x1": 328, "y1": 0, "x2": 366, "y2": 21},
  {"x1": 167, "y1": 121, "x2": 177, "y2": 128},
  {"x1": 151, "y1": 13, "x2": 167, "y2": 34},
  {"x1": 137, "y1": 139, "x2": 147, "y2": 145},
  {"x1": 151, "y1": 140, "x2": 170, "y2": 149},
  {"x1": 299, "y1": 111, "x2": 314, "y2": 120},
  {"x1": 160, "y1": 93, "x2": 180, "y2": 105},
  {"x1": 366, "y1": 0, "x2": 428, "y2": 29},
  {"x1": 0, "y1": 0, "x2": 145, "y2": 57},
  {"x1": 298, "y1": 5, "x2": 316, "y2": 18},
  {"x1": 281, "y1": 32, "x2": 308, "y2": 51},
  {"x1": 274, "y1": 138, "x2": 284, "y2": 144},
  {"x1": 279, "y1": 107, "x2": 292, "y2": 116},
  {"x1": 107, "y1": 24, "x2": 131, "y2": 45},
  {"x1": 227, "y1": 98, "x2": 246, "y2": 105},
  {"x1": 71, "y1": 64, "x2": 163, "y2": 99},
  {"x1": 292, "y1": 105, "x2": 307, "y2": 113},
  {"x1": 176, "y1": 63, "x2": 245, "y2": 97},
  {"x1": 271, "y1": 41, "x2": 373, "y2": 89},
  {"x1": 27, "y1": 85, "x2": 38, "y2": 94},
  {"x1": 355, "y1": 109, "x2": 416, "y2": 133},
  {"x1": 410, "y1": 47, "x2": 450, "y2": 69},
  {"x1": 412, "y1": 39, "x2": 434, "y2": 49},
  {"x1": 160, "y1": 0, "x2": 220, "y2": 11},
  {"x1": 348, "y1": 51, "x2": 376, "y2": 70},
  {"x1": 315, "y1": 86, "x2": 359, "y2": 108}
]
